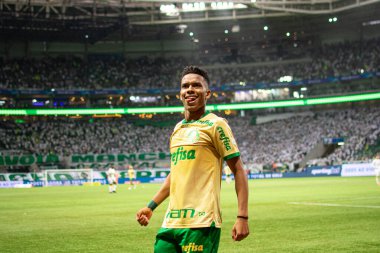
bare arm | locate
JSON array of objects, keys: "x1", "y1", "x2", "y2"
[
  {"x1": 136, "y1": 173, "x2": 171, "y2": 226},
  {"x1": 226, "y1": 156, "x2": 250, "y2": 241}
]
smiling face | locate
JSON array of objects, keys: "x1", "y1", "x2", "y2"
[{"x1": 180, "y1": 73, "x2": 211, "y2": 118}]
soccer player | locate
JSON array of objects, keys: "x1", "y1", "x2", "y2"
[
  {"x1": 136, "y1": 66, "x2": 249, "y2": 252},
  {"x1": 128, "y1": 164, "x2": 136, "y2": 190},
  {"x1": 224, "y1": 164, "x2": 232, "y2": 184},
  {"x1": 106, "y1": 164, "x2": 118, "y2": 193},
  {"x1": 372, "y1": 153, "x2": 380, "y2": 186}
]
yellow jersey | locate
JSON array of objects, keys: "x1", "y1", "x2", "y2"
[
  {"x1": 163, "y1": 112, "x2": 240, "y2": 228},
  {"x1": 128, "y1": 167, "x2": 135, "y2": 178}
]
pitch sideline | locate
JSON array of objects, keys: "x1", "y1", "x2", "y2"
[{"x1": 288, "y1": 202, "x2": 380, "y2": 209}]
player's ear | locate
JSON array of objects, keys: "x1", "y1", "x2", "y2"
[{"x1": 205, "y1": 89, "x2": 211, "y2": 100}]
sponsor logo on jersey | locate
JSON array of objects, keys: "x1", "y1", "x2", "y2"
[
  {"x1": 166, "y1": 208, "x2": 196, "y2": 219},
  {"x1": 216, "y1": 126, "x2": 231, "y2": 151},
  {"x1": 171, "y1": 146, "x2": 196, "y2": 165},
  {"x1": 183, "y1": 119, "x2": 213, "y2": 126},
  {"x1": 166, "y1": 208, "x2": 206, "y2": 219},
  {"x1": 182, "y1": 243, "x2": 204, "y2": 252}
]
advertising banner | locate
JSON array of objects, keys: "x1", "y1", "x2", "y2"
[
  {"x1": 306, "y1": 165, "x2": 341, "y2": 176},
  {"x1": 0, "y1": 169, "x2": 171, "y2": 186},
  {"x1": 0, "y1": 181, "x2": 24, "y2": 188},
  {"x1": 341, "y1": 163, "x2": 374, "y2": 177},
  {"x1": 248, "y1": 173, "x2": 284, "y2": 179},
  {"x1": 246, "y1": 166, "x2": 341, "y2": 180},
  {"x1": 0, "y1": 152, "x2": 171, "y2": 169}
]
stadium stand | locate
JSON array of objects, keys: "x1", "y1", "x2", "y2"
[
  {"x1": 1, "y1": 106, "x2": 379, "y2": 173},
  {"x1": 0, "y1": 38, "x2": 379, "y2": 91},
  {"x1": 1, "y1": 2, "x2": 380, "y2": 174}
]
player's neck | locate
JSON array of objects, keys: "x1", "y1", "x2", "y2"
[{"x1": 184, "y1": 108, "x2": 206, "y2": 121}]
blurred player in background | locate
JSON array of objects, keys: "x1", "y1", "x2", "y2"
[
  {"x1": 372, "y1": 153, "x2": 380, "y2": 186},
  {"x1": 136, "y1": 66, "x2": 249, "y2": 253},
  {"x1": 128, "y1": 164, "x2": 136, "y2": 190},
  {"x1": 224, "y1": 164, "x2": 232, "y2": 184},
  {"x1": 106, "y1": 164, "x2": 118, "y2": 193}
]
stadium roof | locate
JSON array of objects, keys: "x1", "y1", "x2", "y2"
[
  {"x1": 1, "y1": 0, "x2": 379, "y2": 42},
  {"x1": 1, "y1": 0, "x2": 380, "y2": 24}
]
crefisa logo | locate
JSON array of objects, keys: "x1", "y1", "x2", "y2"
[
  {"x1": 182, "y1": 243, "x2": 204, "y2": 252},
  {"x1": 217, "y1": 126, "x2": 231, "y2": 151},
  {"x1": 171, "y1": 146, "x2": 196, "y2": 165}
]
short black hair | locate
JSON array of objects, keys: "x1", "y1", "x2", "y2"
[{"x1": 181, "y1": 66, "x2": 210, "y2": 85}]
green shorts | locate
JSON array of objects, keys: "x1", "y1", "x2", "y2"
[{"x1": 154, "y1": 225, "x2": 221, "y2": 253}]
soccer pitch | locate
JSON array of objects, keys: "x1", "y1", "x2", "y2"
[{"x1": 0, "y1": 177, "x2": 379, "y2": 253}]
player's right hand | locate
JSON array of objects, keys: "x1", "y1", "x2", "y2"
[{"x1": 136, "y1": 207, "x2": 153, "y2": 226}]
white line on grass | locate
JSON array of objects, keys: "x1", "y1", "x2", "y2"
[
  {"x1": 348, "y1": 196, "x2": 380, "y2": 200},
  {"x1": 288, "y1": 202, "x2": 380, "y2": 209}
]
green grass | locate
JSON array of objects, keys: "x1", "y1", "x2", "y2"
[{"x1": 0, "y1": 177, "x2": 379, "y2": 253}]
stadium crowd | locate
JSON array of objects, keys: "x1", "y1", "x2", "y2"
[
  {"x1": 232, "y1": 106, "x2": 380, "y2": 168},
  {"x1": 1, "y1": 106, "x2": 379, "y2": 171},
  {"x1": 0, "y1": 119, "x2": 172, "y2": 156},
  {"x1": 0, "y1": 37, "x2": 379, "y2": 90}
]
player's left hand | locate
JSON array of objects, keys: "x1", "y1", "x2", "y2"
[{"x1": 231, "y1": 218, "x2": 249, "y2": 241}]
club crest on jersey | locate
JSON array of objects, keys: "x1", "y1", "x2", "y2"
[
  {"x1": 171, "y1": 146, "x2": 196, "y2": 165},
  {"x1": 186, "y1": 129, "x2": 200, "y2": 143},
  {"x1": 216, "y1": 126, "x2": 231, "y2": 151}
]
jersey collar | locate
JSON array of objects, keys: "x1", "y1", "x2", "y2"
[{"x1": 182, "y1": 111, "x2": 210, "y2": 124}]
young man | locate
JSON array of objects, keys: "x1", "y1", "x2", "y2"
[
  {"x1": 106, "y1": 164, "x2": 118, "y2": 193},
  {"x1": 136, "y1": 66, "x2": 249, "y2": 252},
  {"x1": 372, "y1": 153, "x2": 380, "y2": 186},
  {"x1": 128, "y1": 164, "x2": 136, "y2": 190}
]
